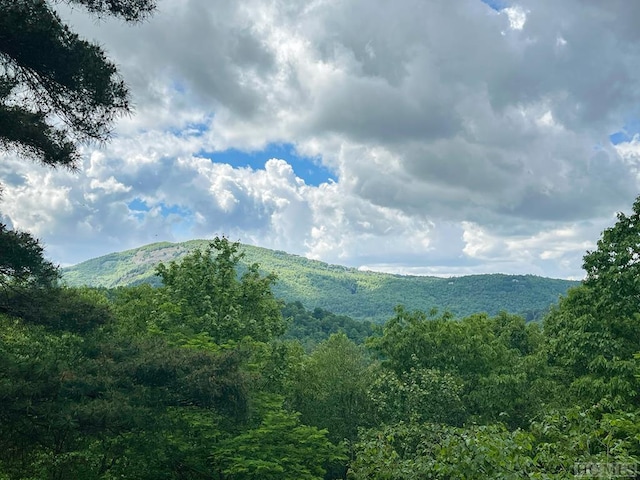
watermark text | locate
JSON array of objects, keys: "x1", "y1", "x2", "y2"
[{"x1": 574, "y1": 462, "x2": 638, "y2": 478}]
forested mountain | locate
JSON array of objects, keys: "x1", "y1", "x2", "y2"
[
  {"x1": 5, "y1": 1, "x2": 639, "y2": 478},
  {"x1": 62, "y1": 240, "x2": 578, "y2": 321},
  {"x1": 4, "y1": 200, "x2": 640, "y2": 478}
]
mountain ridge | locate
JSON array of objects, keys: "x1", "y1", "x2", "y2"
[{"x1": 62, "y1": 239, "x2": 580, "y2": 322}]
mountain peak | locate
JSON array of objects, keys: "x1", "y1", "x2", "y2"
[{"x1": 62, "y1": 240, "x2": 579, "y2": 322}]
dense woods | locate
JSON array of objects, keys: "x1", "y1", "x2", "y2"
[
  {"x1": 1, "y1": 1, "x2": 638, "y2": 478},
  {"x1": 2, "y1": 208, "x2": 639, "y2": 478}
]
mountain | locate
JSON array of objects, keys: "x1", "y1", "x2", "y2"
[{"x1": 62, "y1": 240, "x2": 580, "y2": 322}]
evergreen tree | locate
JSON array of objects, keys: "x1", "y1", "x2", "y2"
[
  {"x1": 0, "y1": 222, "x2": 58, "y2": 289},
  {"x1": 0, "y1": 0, "x2": 154, "y2": 167},
  {"x1": 0, "y1": 222, "x2": 59, "y2": 318},
  {"x1": 0, "y1": 0, "x2": 156, "y2": 302}
]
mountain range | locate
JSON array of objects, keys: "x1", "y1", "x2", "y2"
[{"x1": 62, "y1": 240, "x2": 580, "y2": 322}]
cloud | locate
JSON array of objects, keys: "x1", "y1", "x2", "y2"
[{"x1": 2, "y1": 0, "x2": 640, "y2": 279}]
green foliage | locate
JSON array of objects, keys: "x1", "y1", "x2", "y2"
[
  {"x1": 0, "y1": 0, "x2": 154, "y2": 168},
  {"x1": 544, "y1": 198, "x2": 640, "y2": 408},
  {"x1": 212, "y1": 397, "x2": 346, "y2": 480},
  {"x1": 3, "y1": 286, "x2": 112, "y2": 333},
  {"x1": 281, "y1": 301, "x2": 375, "y2": 349},
  {"x1": 0, "y1": 223, "x2": 58, "y2": 290},
  {"x1": 583, "y1": 196, "x2": 640, "y2": 318},
  {"x1": 544, "y1": 285, "x2": 639, "y2": 407},
  {"x1": 7, "y1": 196, "x2": 640, "y2": 480},
  {"x1": 350, "y1": 422, "x2": 540, "y2": 480},
  {"x1": 63, "y1": 239, "x2": 578, "y2": 322},
  {"x1": 369, "y1": 307, "x2": 552, "y2": 427},
  {"x1": 155, "y1": 237, "x2": 285, "y2": 344},
  {"x1": 350, "y1": 197, "x2": 640, "y2": 479},
  {"x1": 528, "y1": 404, "x2": 640, "y2": 477},
  {"x1": 109, "y1": 283, "x2": 165, "y2": 336},
  {"x1": 368, "y1": 362, "x2": 466, "y2": 426},
  {"x1": 350, "y1": 411, "x2": 640, "y2": 480},
  {"x1": 290, "y1": 334, "x2": 375, "y2": 444},
  {"x1": 0, "y1": 311, "x2": 250, "y2": 479}
]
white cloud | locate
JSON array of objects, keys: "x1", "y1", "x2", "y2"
[
  {"x1": 89, "y1": 176, "x2": 131, "y2": 194},
  {"x1": 3, "y1": 0, "x2": 640, "y2": 279},
  {"x1": 503, "y1": 6, "x2": 528, "y2": 31}
]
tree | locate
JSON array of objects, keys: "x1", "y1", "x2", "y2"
[
  {"x1": 368, "y1": 362, "x2": 466, "y2": 427},
  {"x1": 544, "y1": 196, "x2": 640, "y2": 408},
  {"x1": 544, "y1": 285, "x2": 639, "y2": 407},
  {"x1": 0, "y1": 0, "x2": 157, "y2": 318},
  {"x1": 0, "y1": 222, "x2": 60, "y2": 319},
  {"x1": 3, "y1": 286, "x2": 113, "y2": 333},
  {"x1": 0, "y1": 0, "x2": 155, "y2": 168},
  {"x1": 583, "y1": 196, "x2": 640, "y2": 317},
  {"x1": 0, "y1": 311, "x2": 250, "y2": 479},
  {"x1": 350, "y1": 422, "x2": 540, "y2": 480},
  {"x1": 369, "y1": 307, "x2": 551, "y2": 427},
  {"x1": 290, "y1": 334, "x2": 375, "y2": 444},
  {"x1": 155, "y1": 237, "x2": 285, "y2": 344},
  {"x1": 281, "y1": 301, "x2": 375, "y2": 349},
  {"x1": 0, "y1": 222, "x2": 58, "y2": 290},
  {"x1": 212, "y1": 401, "x2": 346, "y2": 480}
]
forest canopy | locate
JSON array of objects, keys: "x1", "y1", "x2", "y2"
[
  {"x1": 1, "y1": 203, "x2": 639, "y2": 478},
  {"x1": 0, "y1": 0, "x2": 639, "y2": 477}
]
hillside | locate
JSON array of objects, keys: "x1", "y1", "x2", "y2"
[{"x1": 62, "y1": 240, "x2": 579, "y2": 322}]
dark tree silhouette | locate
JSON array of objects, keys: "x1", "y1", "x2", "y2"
[
  {"x1": 0, "y1": 0, "x2": 155, "y2": 167},
  {"x1": 0, "y1": 0, "x2": 156, "y2": 287}
]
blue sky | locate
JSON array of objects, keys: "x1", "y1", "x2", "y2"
[
  {"x1": 2, "y1": 0, "x2": 640, "y2": 280},
  {"x1": 200, "y1": 143, "x2": 335, "y2": 186},
  {"x1": 610, "y1": 121, "x2": 640, "y2": 145},
  {"x1": 481, "y1": 0, "x2": 507, "y2": 11}
]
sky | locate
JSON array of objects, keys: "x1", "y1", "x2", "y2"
[{"x1": 2, "y1": 0, "x2": 640, "y2": 279}]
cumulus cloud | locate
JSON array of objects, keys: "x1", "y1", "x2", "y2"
[{"x1": 2, "y1": 0, "x2": 640, "y2": 278}]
